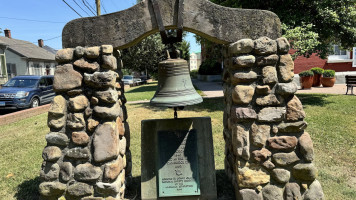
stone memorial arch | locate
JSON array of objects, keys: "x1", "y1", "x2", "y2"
[{"x1": 39, "y1": 0, "x2": 324, "y2": 199}]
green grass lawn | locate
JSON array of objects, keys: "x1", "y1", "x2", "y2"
[
  {"x1": 124, "y1": 82, "x2": 158, "y2": 102},
  {"x1": 0, "y1": 94, "x2": 355, "y2": 199}
]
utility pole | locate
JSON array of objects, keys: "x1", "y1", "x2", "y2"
[{"x1": 96, "y1": 0, "x2": 101, "y2": 16}]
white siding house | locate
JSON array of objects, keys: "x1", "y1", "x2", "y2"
[{"x1": 0, "y1": 30, "x2": 56, "y2": 84}]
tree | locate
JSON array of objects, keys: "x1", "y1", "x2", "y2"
[
  {"x1": 121, "y1": 34, "x2": 166, "y2": 76},
  {"x1": 121, "y1": 32, "x2": 191, "y2": 76},
  {"x1": 210, "y1": 0, "x2": 356, "y2": 58},
  {"x1": 174, "y1": 39, "x2": 190, "y2": 61}
]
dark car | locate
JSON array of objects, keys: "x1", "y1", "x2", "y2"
[{"x1": 0, "y1": 75, "x2": 55, "y2": 109}]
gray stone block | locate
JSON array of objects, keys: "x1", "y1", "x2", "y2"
[{"x1": 62, "y1": 0, "x2": 281, "y2": 49}]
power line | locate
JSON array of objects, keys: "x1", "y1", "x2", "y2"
[
  {"x1": 0, "y1": 16, "x2": 65, "y2": 24},
  {"x1": 101, "y1": 0, "x2": 108, "y2": 14},
  {"x1": 3, "y1": 35, "x2": 65, "y2": 47},
  {"x1": 82, "y1": 0, "x2": 96, "y2": 15},
  {"x1": 43, "y1": 35, "x2": 62, "y2": 41},
  {"x1": 109, "y1": 0, "x2": 119, "y2": 10},
  {"x1": 86, "y1": 0, "x2": 97, "y2": 13},
  {"x1": 62, "y1": 0, "x2": 83, "y2": 17},
  {"x1": 72, "y1": 0, "x2": 92, "y2": 17}
]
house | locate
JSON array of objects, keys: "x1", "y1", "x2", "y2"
[
  {"x1": 293, "y1": 45, "x2": 356, "y2": 74},
  {"x1": 189, "y1": 52, "x2": 201, "y2": 71},
  {"x1": 0, "y1": 29, "x2": 56, "y2": 84}
]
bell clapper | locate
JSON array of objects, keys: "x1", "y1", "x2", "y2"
[
  {"x1": 174, "y1": 107, "x2": 178, "y2": 119},
  {"x1": 173, "y1": 106, "x2": 185, "y2": 119}
]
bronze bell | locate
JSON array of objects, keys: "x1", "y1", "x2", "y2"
[{"x1": 150, "y1": 50, "x2": 203, "y2": 107}]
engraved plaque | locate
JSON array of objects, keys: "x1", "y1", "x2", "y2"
[{"x1": 158, "y1": 129, "x2": 200, "y2": 197}]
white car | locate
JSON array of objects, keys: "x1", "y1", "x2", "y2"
[{"x1": 122, "y1": 75, "x2": 134, "y2": 86}]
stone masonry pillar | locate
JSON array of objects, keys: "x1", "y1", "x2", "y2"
[
  {"x1": 223, "y1": 37, "x2": 325, "y2": 200},
  {"x1": 39, "y1": 45, "x2": 131, "y2": 200}
]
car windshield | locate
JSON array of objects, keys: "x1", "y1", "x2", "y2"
[
  {"x1": 3, "y1": 78, "x2": 39, "y2": 88},
  {"x1": 123, "y1": 75, "x2": 133, "y2": 80}
]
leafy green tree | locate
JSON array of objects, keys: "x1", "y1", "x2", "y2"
[
  {"x1": 121, "y1": 34, "x2": 166, "y2": 76},
  {"x1": 121, "y1": 32, "x2": 190, "y2": 76},
  {"x1": 174, "y1": 40, "x2": 190, "y2": 61},
  {"x1": 282, "y1": 23, "x2": 320, "y2": 59},
  {"x1": 210, "y1": 0, "x2": 356, "y2": 58}
]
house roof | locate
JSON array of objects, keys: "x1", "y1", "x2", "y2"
[
  {"x1": 43, "y1": 45, "x2": 58, "y2": 55},
  {"x1": 0, "y1": 36, "x2": 55, "y2": 61}
]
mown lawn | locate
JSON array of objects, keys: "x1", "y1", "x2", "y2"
[
  {"x1": 124, "y1": 82, "x2": 158, "y2": 102},
  {"x1": 0, "y1": 94, "x2": 355, "y2": 199}
]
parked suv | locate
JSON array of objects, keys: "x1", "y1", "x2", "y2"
[
  {"x1": 122, "y1": 75, "x2": 134, "y2": 86},
  {"x1": 0, "y1": 75, "x2": 55, "y2": 109}
]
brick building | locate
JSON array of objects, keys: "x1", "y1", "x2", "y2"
[{"x1": 293, "y1": 45, "x2": 356, "y2": 74}]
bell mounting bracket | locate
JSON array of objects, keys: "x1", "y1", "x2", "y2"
[{"x1": 151, "y1": 0, "x2": 184, "y2": 45}]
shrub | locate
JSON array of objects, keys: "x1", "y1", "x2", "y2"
[
  {"x1": 198, "y1": 59, "x2": 222, "y2": 75},
  {"x1": 190, "y1": 69, "x2": 198, "y2": 78},
  {"x1": 310, "y1": 67, "x2": 324, "y2": 75},
  {"x1": 323, "y1": 69, "x2": 335, "y2": 78},
  {"x1": 299, "y1": 70, "x2": 314, "y2": 77},
  {"x1": 151, "y1": 72, "x2": 158, "y2": 81},
  {"x1": 122, "y1": 68, "x2": 131, "y2": 75}
]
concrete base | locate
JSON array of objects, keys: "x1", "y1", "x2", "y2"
[{"x1": 141, "y1": 117, "x2": 217, "y2": 200}]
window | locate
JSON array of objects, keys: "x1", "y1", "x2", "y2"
[
  {"x1": 353, "y1": 47, "x2": 356, "y2": 67},
  {"x1": 332, "y1": 45, "x2": 347, "y2": 56},
  {"x1": 3, "y1": 78, "x2": 38, "y2": 88},
  {"x1": 6, "y1": 63, "x2": 17, "y2": 79},
  {"x1": 39, "y1": 78, "x2": 47, "y2": 87},
  {"x1": 33, "y1": 63, "x2": 41, "y2": 75},
  {"x1": 0, "y1": 55, "x2": 6, "y2": 76},
  {"x1": 46, "y1": 77, "x2": 53, "y2": 86},
  {"x1": 328, "y1": 45, "x2": 351, "y2": 63}
]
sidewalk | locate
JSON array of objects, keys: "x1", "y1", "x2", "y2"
[
  {"x1": 0, "y1": 104, "x2": 50, "y2": 126},
  {"x1": 296, "y1": 84, "x2": 354, "y2": 95},
  {"x1": 192, "y1": 79, "x2": 224, "y2": 98},
  {"x1": 192, "y1": 79, "x2": 355, "y2": 96}
]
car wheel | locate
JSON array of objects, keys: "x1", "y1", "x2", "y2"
[{"x1": 30, "y1": 97, "x2": 40, "y2": 108}]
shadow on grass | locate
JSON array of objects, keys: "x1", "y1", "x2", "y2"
[
  {"x1": 216, "y1": 169, "x2": 235, "y2": 199},
  {"x1": 131, "y1": 97, "x2": 224, "y2": 113},
  {"x1": 15, "y1": 176, "x2": 40, "y2": 200},
  {"x1": 296, "y1": 94, "x2": 334, "y2": 107},
  {"x1": 125, "y1": 169, "x2": 234, "y2": 200},
  {"x1": 125, "y1": 176, "x2": 141, "y2": 199},
  {"x1": 126, "y1": 83, "x2": 158, "y2": 94}
]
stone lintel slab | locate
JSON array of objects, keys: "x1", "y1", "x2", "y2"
[
  {"x1": 62, "y1": 0, "x2": 281, "y2": 49},
  {"x1": 141, "y1": 117, "x2": 216, "y2": 200}
]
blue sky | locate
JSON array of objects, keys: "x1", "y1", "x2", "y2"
[{"x1": 0, "y1": 0, "x2": 200, "y2": 53}]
